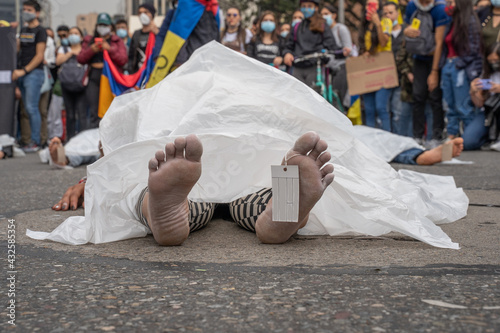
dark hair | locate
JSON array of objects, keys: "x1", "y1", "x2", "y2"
[
  {"x1": 221, "y1": 6, "x2": 247, "y2": 48},
  {"x1": 46, "y1": 27, "x2": 53, "y2": 33},
  {"x1": 23, "y1": 0, "x2": 41, "y2": 12},
  {"x1": 115, "y1": 19, "x2": 128, "y2": 26},
  {"x1": 482, "y1": 42, "x2": 500, "y2": 78},
  {"x1": 69, "y1": 26, "x2": 84, "y2": 37},
  {"x1": 322, "y1": 3, "x2": 337, "y2": 14},
  {"x1": 383, "y1": 1, "x2": 399, "y2": 11},
  {"x1": 452, "y1": 0, "x2": 482, "y2": 57},
  {"x1": 57, "y1": 25, "x2": 69, "y2": 32},
  {"x1": 253, "y1": 11, "x2": 279, "y2": 43}
]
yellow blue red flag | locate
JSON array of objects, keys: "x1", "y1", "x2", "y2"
[
  {"x1": 146, "y1": 0, "x2": 220, "y2": 88},
  {"x1": 98, "y1": 32, "x2": 156, "y2": 118}
]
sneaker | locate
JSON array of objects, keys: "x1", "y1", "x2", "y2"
[{"x1": 22, "y1": 143, "x2": 40, "y2": 153}]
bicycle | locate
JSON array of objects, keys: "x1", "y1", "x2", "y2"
[{"x1": 294, "y1": 49, "x2": 345, "y2": 113}]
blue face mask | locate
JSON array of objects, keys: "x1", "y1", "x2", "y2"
[
  {"x1": 116, "y1": 28, "x2": 128, "y2": 38},
  {"x1": 323, "y1": 15, "x2": 333, "y2": 26},
  {"x1": 61, "y1": 38, "x2": 69, "y2": 46},
  {"x1": 301, "y1": 7, "x2": 315, "y2": 19},
  {"x1": 68, "y1": 34, "x2": 81, "y2": 45},
  {"x1": 393, "y1": 19, "x2": 398, "y2": 26},
  {"x1": 493, "y1": 0, "x2": 500, "y2": 7},
  {"x1": 292, "y1": 19, "x2": 302, "y2": 27},
  {"x1": 280, "y1": 31, "x2": 289, "y2": 38},
  {"x1": 261, "y1": 21, "x2": 276, "y2": 33}
]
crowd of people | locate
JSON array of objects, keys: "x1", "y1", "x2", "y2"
[{"x1": 2, "y1": 0, "x2": 500, "y2": 159}]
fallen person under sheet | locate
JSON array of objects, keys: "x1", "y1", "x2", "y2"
[{"x1": 27, "y1": 42, "x2": 468, "y2": 249}]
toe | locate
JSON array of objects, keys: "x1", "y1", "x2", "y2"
[
  {"x1": 309, "y1": 139, "x2": 328, "y2": 160},
  {"x1": 322, "y1": 173, "x2": 335, "y2": 187},
  {"x1": 321, "y1": 163, "x2": 334, "y2": 179},
  {"x1": 292, "y1": 132, "x2": 320, "y2": 155},
  {"x1": 185, "y1": 135, "x2": 203, "y2": 162},
  {"x1": 165, "y1": 142, "x2": 176, "y2": 160},
  {"x1": 316, "y1": 151, "x2": 331, "y2": 168},
  {"x1": 174, "y1": 137, "x2": 187, "y2": 158},
  {"x1": 154, "y1": 150, "x2": 166, "y2": 167},
  {"x1": 149, "y1": 156, "x2": 160, "y2": 171}
]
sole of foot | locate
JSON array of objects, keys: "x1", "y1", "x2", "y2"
[
  {"x1": 416, "y1": 137, "x2": 464, "y2": 165},
  {"x1": 145, "y1": 135, "x2": 203, "y2": 246},
  {"x1": 255, "y1": 132, "x2": 335, "y2": 244}
]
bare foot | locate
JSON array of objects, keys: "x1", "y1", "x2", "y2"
[
  {"x1": 49, "y1": 137, "x2": 67, "y2": 166},
  {"x1": 416, "y1": 138, "x2": 464, "y2": 165},
  {"x1": 255, "y1": 132, "x2": 335, "y2": 244},
  {"x1": 142, "y1": 135, "x2": 203, "y2": 246}
]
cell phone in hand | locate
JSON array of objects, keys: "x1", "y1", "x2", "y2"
[
  {"x1": 366, "y1": 3, "x2": 378, "y2": 21},
  {"x1": 480, "y1": 79, "x2": 492, "y2": 90}
]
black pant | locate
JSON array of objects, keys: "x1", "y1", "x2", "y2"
[
  {"x1": 62, "y1": 88, "x2": 88, "y2": 140},
  {"x1": 412, "y1": 58, "x2": 444, "y2": 140},
  {"x1": 86, "y1": 67, "x2": 103, "y2": 129}
]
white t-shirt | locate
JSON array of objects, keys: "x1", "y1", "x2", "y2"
[{"x1": 222, "y1": 28, "x2": 253, "y2": 52}]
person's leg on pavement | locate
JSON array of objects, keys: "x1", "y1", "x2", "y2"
[
  {"x1": 86, "y1": 67, "x2": 102, "y2": 129},
  {"x1": 76, "y1": 91, "x2": 89, "y2": 134},
  {"x1": 429, "y1": 84, "x2": 445, "y2": 141},
  {"x1": 392, "y1": 138, "x2": 464, "y2": 165},
  {"x1": 441, "y1": 60, "x2": 459, "y2": 137},
  {"x1": 229, "y1": 188, "x2": 273, "y2": 232},
  {"x1": 62, "y1": 88, "x2": 77, "y2": 140},
  {"x1": 375, "y1": 87, "x2": 391, "y2": 131},
  {"x1": 412, "y1": 59, "x2": 431, "y2": 141},
  {"x1": 462, "y1": 111, "x2": 489, "y2": 150},
  {"x1": 400, "y1": 101, "x2": 414, "y2": 137},
  {"x1": 452, "y1": 67, "x2": 475, "y2": 133},
  {"x1": 254, "y1": 132, "x2": 334, "y2": 244},
  {"x1": 39, "y1": 90, "x2": 50, "y2": 146},
  {"x1": 19, "y1": 99, "x2": 32, "y2": 146},
  {"x1": 21, "y1": 69, "x2": 45, "y2": 146},
  {"x1": 363, "y1": 92, "x2": 377, "y2": 128}
]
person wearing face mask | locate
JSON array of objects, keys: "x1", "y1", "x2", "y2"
[
  {"x1": 358, "y1": 0, "x2": 393, "y2": 132},
  {"x1": 115, "y1": 19, "x2": 131, "y2": 51},
  {"x1": 291, "y1": 9, "x2": 305, "y2": 28},
  {"x1": 57, "y1": 25, "x2": 69, "y2": 48},
  {"x1": 404, "y1": 0, "x2": 450, "y2": 147},
  {"x1": 247, "y1": 11, "x2": 284, "y2": 67},
  {"x1": 283, "y1": 0, "x2": 338, "y2": 86},
  {"x1": 321, "y1": 3, "x2": 352, "y2": 110},
  {"x1": 221, "y1": 6, "x2": 253, "y2": 53},
  {"x1": 128, "y1": 4, "x2": 158, "y2": 74},
  {"x1": 469, "y1": 42, "x2": 500, "y2": 151},
  {"x1": 440, "y1": 0, "x2": 483, "y2": 141},
  {"x1": 12, "y1": 0, "x2": 47, "y2": 152},
  {"x1": 477, "y1": 0, "x2": 500, "y2": 52},
  {"x1": 77, "y1": 13, "x2": 127, "y2": 129},
  {"x1": 280, "y1": 23, "x2": 291, "y2": 40},
  {"x1": 56, "y1": 27, "x2": 88, "y2": 140}
]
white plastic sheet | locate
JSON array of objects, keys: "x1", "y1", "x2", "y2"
[{"x1": 27, "y1": 42, "x2": 468, "y2": 249}]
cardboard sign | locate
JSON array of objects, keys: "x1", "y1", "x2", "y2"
[{"x1": 346, "y1": 52, "x2": 399, "y2": 95}]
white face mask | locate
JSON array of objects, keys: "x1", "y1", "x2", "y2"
[
  {"x1": 139, "y1": 13, "x2": 151, "y2": 26},
  {"x1": 96, "y1": 26, "x2": 111, "y2": 37},
  {"x1": 414, "y1": 0, "x2": 435, "y2": 12}
]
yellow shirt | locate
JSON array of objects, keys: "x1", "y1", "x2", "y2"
[{"x1": 364, "y1": 17, "x2": 393, "y2": 53}]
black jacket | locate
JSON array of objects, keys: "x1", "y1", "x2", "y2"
[{"x1": 283, "y1": 18, "x2": 339, "y2": 68}]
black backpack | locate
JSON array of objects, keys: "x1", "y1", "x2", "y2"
[
  {"x1": 58, "y1": 46, "x2": 87, "y2": 92},
  {"x1": 405, "y1": 1, "x2": 445, "y2": 56}
]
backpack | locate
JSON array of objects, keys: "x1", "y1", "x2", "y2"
[
  {"x1": 405, "y1": 3, "x2": 441, "y2": 56},
  {"x1": 58, "y1": 46, "x2": 87, "y2": 92}
]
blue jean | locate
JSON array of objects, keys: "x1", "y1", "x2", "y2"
[
  {"x1": 462, "y1": 111, "x2": 489, "y2": 150},
  {"x1": 391, "y1": 86, "x2": 413, "y2": 137},
  {"x1": 441, "y1": 58, "x2": 475, "y2": 136},
  {"x1": 363, "y1": 88, "x2": 391, "y2": 131},
  {"x1": 17, "y1": 68, "x2": 45, "y2": 145},
  {"x1": 392, "y1": 148, "x2": 424, "y2": 165}
]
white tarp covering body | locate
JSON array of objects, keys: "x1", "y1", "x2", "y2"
[{"x1": 27, "y1": 42, "x2": 468, "y2": 249}]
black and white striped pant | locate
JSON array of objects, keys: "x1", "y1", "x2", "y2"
[{"x1": 136, "y1": 187, "x2": 273, "y2": 233}]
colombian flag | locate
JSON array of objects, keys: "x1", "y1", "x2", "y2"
[
  {"x1": 146, "y1": 0, "x2": 220, "y2": 88},
  {"x1": 98, "y1": 32, "x2": 156, "y2": 118}
]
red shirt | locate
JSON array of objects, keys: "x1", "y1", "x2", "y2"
[{"x1": 445, "y1": 25, "x2": 457, "y2": 58}]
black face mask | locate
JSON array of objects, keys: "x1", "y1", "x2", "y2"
[{"x1": 490, "y1": 62, "x2": 500, "y2": 72}]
